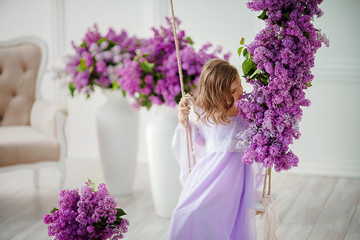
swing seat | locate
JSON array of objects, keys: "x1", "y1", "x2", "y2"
[
  {"x1": 255, "y1": 201, "x2": 265, "y2": 215},
  {"x1": 255, "y1": 202, "x2": 265, "y2": 212}
]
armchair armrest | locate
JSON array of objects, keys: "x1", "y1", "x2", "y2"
[{"x1": 30, "y1": 100, "x2": 68, "y2": 139}]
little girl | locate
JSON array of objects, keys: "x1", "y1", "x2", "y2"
[{"x1": 168, "y1": 59, "x2": 262, "y2": 240}]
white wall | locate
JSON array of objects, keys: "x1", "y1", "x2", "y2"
[
  {"x1": 172, "y1": 0, "x2": 360, "y2": 176},
  {"x1": 290, "y1": 0, "x2": 360, "y2": 176},
  {"x1": 62, "y1": 0, "x2": 148, "y2": 159},
  {"x1": 1, "y1": 0, "x2": 359, "y2": 176},
  {"x1": 172, "y1": 0, "x2": 260, "y2": 65}
]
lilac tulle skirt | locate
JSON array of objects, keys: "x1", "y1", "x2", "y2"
[{"x1": 168, "y1": 151, "x2": 257, "y2": 240}]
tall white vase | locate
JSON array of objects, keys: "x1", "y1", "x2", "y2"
[
  {"x1": 96, "y1": 90, "x2": 139, "y2": 196},
  {"x1": 146, "y1": 106, "x2": 182, "y2": 218}
]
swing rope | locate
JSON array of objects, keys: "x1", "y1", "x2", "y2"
[
  {"x1": 170, "y1": 0, "x2": 273, "y2": 201},
  {"x1": 169, "y1": 0, "x2": 196, "y2": 173},
  {"x1": 261, "y1": 167, "x2": 280, "y2": 239},
  {"x1": 262, "y1": 168, "x2": 272, "y2": 198}
]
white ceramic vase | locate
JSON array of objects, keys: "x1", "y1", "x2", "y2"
[
  {"x1": 146, "y1": 106, "x2": 182, "y2": 218},
  {"x1": 96, "y1": 90, "x2": 139, "y2": 196}
]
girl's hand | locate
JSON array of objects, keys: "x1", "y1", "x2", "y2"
[{"x1": 178, "y1": 96, "x2": 191, "y2": 128}]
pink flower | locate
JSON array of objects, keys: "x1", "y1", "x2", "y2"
[
  {"x1": 86, "y1": 225, "x2": 94, "y2": 233},
  {"x1": 83, "y1": 52, "x2": 93, "y2": 67},
  {"x1": 96, "y1": 60, "x2": 107, "y2": 73}
]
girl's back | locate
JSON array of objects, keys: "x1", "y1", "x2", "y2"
[{"x1": 197, "y1": 115, "x2": 249, "y2": 153}]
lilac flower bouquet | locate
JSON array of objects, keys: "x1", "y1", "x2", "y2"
[
  {"x1": 65, "y1": 24, "x2": 140, "y2": 98},
  {"x1": 43, "y1": 180, "x2": 129, "y2": 240},
  {"x1": 116, "y1": 17, "x2": 230, "y2": 109},
  {"x1": 235, "y1": 0, "x2": 329, "y2": 172}
]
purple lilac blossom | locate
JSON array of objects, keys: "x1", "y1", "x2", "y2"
[
  {"x1": 116, "y1": 17, "x2": 231, "y2": 109},
  {"x1": 235, "y1": 0, "x2": 329, "y2": 172},
  {"x1": 65, "y1": 24, "x2": 140, "y2": 96},
  {"x1": 43, "y1": 181, "x2": 129, "y2": 240}
]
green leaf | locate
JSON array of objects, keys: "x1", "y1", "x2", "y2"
[
  {"x1": 238, "y1": 46, "x2": 244, "y2": 57},
  {"x1": 240, "y1": 37, "x2": 245, "y2": 45},
  {"x1": 140, "y1": 61, "x2": 155, "y2": 73},
  {"x1": 154, "y1": 72, "x2": 165, "y2": 80},
  {"x1": 68, "y1": 82, "x2": 76, "y2": 97},
  {"x1": 50, "y1": 208, "x2": 59, "y2": 213},
  {"x1": 116, "y1": 208, "x2": 127, "y2": 217},
  {"x1": 184, "y1": 84, "x2": 190, "y2": 93},
  {"x1": 282, "y1": 12, "x2": 290, "y2": 20},
  {"x1": 112, "y1": 218, "x2": 123, "y2": 226},
  {"x1": 76, "y1": 58, "x2": 87, "y2": 72},
  {"x1": 175, "y1": 92, "x2": 182, "y2": 104},
  {"x1": 122, "y1": 90, "x2": 127, "y2": 97},
  {"x1": 89, "y1": 66, "x2": 94, "y2": 74},
  {"x1": 97, "y1": 37, "x2": 107, "y2": 45},
  {"x1": 249, "y1": 68, "x2": 261, "y2": 78},
  {"x1": 258, "y1": 74, "x2": 269, "y2": 85},
  {"x1": 134, "y1": 54, "x2": 139, "y2": 62},
  {"x1": 88, "y1": 179, "x2": 97, "y2": 192},
  {"x1": 186, "y1": 37, "x2": 194, "y2": 45},
  {"x1": 245, "y1": 68, "x2": 256, "y2": 79},
  {"x1": 242, "y1": 57, "x2": 255, "y2": 75},
  {"x1": 104, "y1": 41, "x2": 116, "y2": 51},
  {"x1": 306, "y1": 82, "x2": 312, "y2": 88},
  {"x1": 144, "y1": 99, "x2": 152, "y2": 110},
  {"x1": 243, "y1": 48, "x2": 249, "y2": 58},
  {"x1": 258, "y1": 9, "x2": 268, "y2": 20},
  {"x1": 50, "y1": 207, "x2": 59, "y2": 214},
  {"x1": 184, "y1": 75, "x2": 192, "y2": 84},
  {"x1": 80, "y1": 41, "x2": 87, "y2": 48},
  {"x1": 112, "y1": 80, "x2": 120, "y2": 90},
  {"x1": 140, "y1": 78, "x2": 146, "y2": 89}
]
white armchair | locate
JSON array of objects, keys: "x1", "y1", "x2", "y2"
[{"x1": 0, "y1": 36, "x2": 68, "y2": 189}]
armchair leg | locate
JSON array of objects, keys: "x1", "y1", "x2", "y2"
[{"x1": 33, "y1": 169, "x2": 40, "y2": 189}]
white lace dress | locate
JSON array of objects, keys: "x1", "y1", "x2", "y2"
[{"x1": 168, "y1": 116, "x2": 263, "y2": 240}]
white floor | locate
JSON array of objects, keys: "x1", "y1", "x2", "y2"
[{"x1": 0, "y1": 158, "x2": 359, "y2": 240}]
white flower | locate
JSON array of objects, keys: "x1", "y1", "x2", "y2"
[
  {"x1": 100, "y1": 41, "x2": 109, "y2": 50},
  {"x1": 89, "y1": 42, "x2": 100, "y2": 54}
]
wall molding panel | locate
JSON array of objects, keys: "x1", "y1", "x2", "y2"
[{"x1": 313, "y1": 58, "x2": 360, "y2": 84}]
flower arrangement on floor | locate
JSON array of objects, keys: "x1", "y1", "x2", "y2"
[
  {"x1": 43, "y1": 180, "x2": 129, "y2": 240},
  {"x1": 116, "y1": 17, "x2": 231, "y2": 109},
  {"x1": 65, "y1": 24, "x2": 141, "y2": 98},
  {"x1": 235, "y1": 0, "x2": 329, "y2": 172}
]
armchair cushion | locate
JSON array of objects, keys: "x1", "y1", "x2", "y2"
[
  {"x1": 31, "y1": 100, "x2": 68, "y2": 138},
  {"x1": 0, "y1": 42, "x2": 41, "y2": 126},
  {"x1": 0, "y1": 126, "x2": 59, "y2": 167}
]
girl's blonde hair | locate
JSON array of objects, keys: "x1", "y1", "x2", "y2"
[{"x1": 192, "y1": 58, "x2": 239, "y2": 125}]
